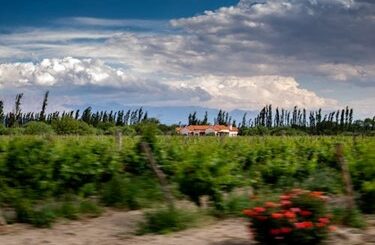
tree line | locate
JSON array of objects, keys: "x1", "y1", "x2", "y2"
[
  {"x1": 0, "y1": 92, "x2": 151, "y2": 128},
  {"x1": 0, "y1": 92, "x2": 174, "y2": 135},
  {"x1": 1, "y1": 92, "x2": 374, "y2": 135},
  {"x1": 188, "y1": 105, "x2": 375, "y2": 135}
]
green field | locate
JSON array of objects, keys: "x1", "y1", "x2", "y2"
[{"x1": 0, "y1": 135, "x2": 374, "y2": 227}]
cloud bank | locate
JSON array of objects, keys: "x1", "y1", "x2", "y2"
[
  {"x1": 1, "y1": 0, "x2": 374, "y2": 116},
  {"x1": 0, "y1": 57, "x2": 336, "y2": 111}
]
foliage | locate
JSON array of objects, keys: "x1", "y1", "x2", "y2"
[
  {"x1": 137, "y1": 208, "x2": 199, "y2": 234},
  {"x1": 0, "y1": 127, "x2": 25, "y2": 135},
  {"x1": 23, "y1": 121, "x2": 54, "y2": 135},
  {"x1": 1, "y1": 92, "x2": 374, "y2": 136},
  {"x1": 79, "y1": 199, "x2": 103, "y2": 217},
  {"x1": 349, "y1": 139, "x2": 375, "y2": 213},
  {"x1": 331, "y1": 207, "x2": 366, "y2": 229},
  {"x1": 51, "y1": 117, "x2": 96, "y2": 135},
  {"x1": 2, "y1": 138, "x2": 57, "y2": 198},
  {"x1": 175, "y1": 148, "x2": 243, "y2": 210},
  {"x1": 219, "y1": 193, "x2": 252, "y2": 217},
  {"x1": 0, "y1": 135, "x2": 373, "y2": 229},
  {"x1": 243, "y1": 189, "x2": 334, "y2": 245},
  {"x1": 101, "y1": 175, "x2": 163, "y2": 209},
  {"x1": 59, "y1": 201, "x2": 79, "y2": 220},
  {"x1": 31, "y1": 206, "x2": 57, "y2": 228}
]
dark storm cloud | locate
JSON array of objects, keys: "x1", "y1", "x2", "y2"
[{"x1": 168, "y1": 0, "x2": 375, "y2": 83}]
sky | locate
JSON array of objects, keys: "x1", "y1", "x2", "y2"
[{"x1": 0, "y1": 0, "x2": 374, "y2": 123}]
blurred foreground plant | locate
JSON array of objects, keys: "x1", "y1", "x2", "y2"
[{"x1": 243, "y1": 189, "x2": 335, "y2": 245}]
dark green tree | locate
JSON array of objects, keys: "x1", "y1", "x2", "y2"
[
  {"x1": 39, "y1": 91, "x2": 49, "y2": 121},
  {"x1": 202, "y1": 111, "x2": 208, "y2": 125},
  {"x1": 0, "y1": 100, "x2": 4, "y2": 125},
  {"x1": 81, "y1": 107, "x2": 92, "y2": 124}
]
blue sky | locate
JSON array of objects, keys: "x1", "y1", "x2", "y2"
[
  {"x1": 0, "y1": 0, "x2": 374, "y2": 123},
  {"x1": 0, "y1": 0, "x2": 238, "y2": 26}
]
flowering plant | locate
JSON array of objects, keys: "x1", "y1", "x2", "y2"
[{"x1": 243, "y1": 189, "x2": 336, "y2": 245}]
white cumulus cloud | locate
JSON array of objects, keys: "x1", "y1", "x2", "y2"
[
  {"x1": 173, "y1": 75, "x2": 337, "y2": 110},
  {"x1": 0, "y1": 58, "x2": 336, "y2": 111}
]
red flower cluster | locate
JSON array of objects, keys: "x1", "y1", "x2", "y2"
[
  {"x1": 270, "y1": 227, "x2": 292, "y2": 235},
  {"x1": 243, "y1": 189, "x2": 334, "y2": 245},
  {"x1": 295, "y1": 221, "x2": 314, "y2": 229}
]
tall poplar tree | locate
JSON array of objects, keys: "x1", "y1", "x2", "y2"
[
  {"x1": 39, "y1": 91, "x2": 49, "y2": 121},
  {"x1": 0, "y1": 100, "x2": 4, "y2": 125}
]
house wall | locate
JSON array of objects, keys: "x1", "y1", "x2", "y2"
[
  {"x1": 229, "y1": 131, "x2": 238, "y2": 137},
  {"x1": 205, "y1": 128, "x2": 217, "y2": 135},
  {"x1": 179, "y1": 126, "x2": 238, "y2": 137},
  {"x1": 180, "y1": 128, "x2": 190, "y2": 135}
]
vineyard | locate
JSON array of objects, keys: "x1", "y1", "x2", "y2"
[{"x1": 0, "y1": 134, "x2": 374, "y2": 230}]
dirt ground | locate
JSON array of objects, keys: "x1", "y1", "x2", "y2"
[
  {"x1": 0, "y1": 210, "x2": 251, "y2": 245},
  {"x1": 1, "y1": 210, "x2": 375, "y2": 245}
]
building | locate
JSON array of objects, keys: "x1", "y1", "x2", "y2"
[{"x1": 176, "y1": 125, "x2": 238, "y2": 137}]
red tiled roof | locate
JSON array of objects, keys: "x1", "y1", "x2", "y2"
[{"x1": 179, "y1": 125, "x2": 238, "y2": 132}]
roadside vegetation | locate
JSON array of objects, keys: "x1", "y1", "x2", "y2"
[
  {"x1": 0, "y1": 92, "x2": 374, "y2": 136},
  {"x1": 0, "y1": 92, "x2": 374, "y2": 243},
  {"x1": 0, "y1": 134, "x2": 373, "y2": 230}
]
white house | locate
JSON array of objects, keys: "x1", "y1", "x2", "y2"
[{"x1": 177, "y1": 125, "x2": 238, "y2": 137}]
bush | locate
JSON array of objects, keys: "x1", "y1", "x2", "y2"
[
  {"x1": 138, "y1": 208, "x2": 198, "y2": 234},
  {"x1": 0, "y1": 125, "x2": 6, "y2": 135},
  {"x1": 59, "y1": 201, "x2": 79, "y2": 220},
  {"x1": 51, "y1": 117, "x2": 96, "y2": 135},
  {"x1": 300, "y1": 168, "x2": 343, "y2": 194},
  {"x1": 31, "y1": 207, "x2": 56, "y2": 228},
  {"x1": 1, "y1": 127, "x2": 25, "y2": 135},
  {"x1": 220, "y1": 193, "x2": 251, "y2": 217},
  {"x1": 243, "y1": 189, "x2": 335, "y2": 245},
  {"x1": 122, "y1": 126, "x2": 136, "y2": 136},
  {"x1": 79, "y1": 199, "x2": 103, "y2": 217},
  {"x1": 271, "y1": 127, "x2": 307, "y2": 136},
  {"x1": 54, "y1": 139, "x2": 120, "y2": 192},
  {"x1": 101, "y1": 175, "x2": 163, "y2": 209},
  {"x1": 14, "y1": 199, "x2": 56, "y2": 227},
  {"x1": 176, "y1": 150, "x2": 241, "y2": 210},
  {"x1": 3, "y1": 138, "x2": 57, "y2": 198},
  {"x1": 332, "y1": 207, "x2": 366, "y2": 229},
  {"x1": 23, "y1": 121, "x2": 54, "y2": 135},
  {"x1": 14, "y1": 199, "x2": 34, "y2": 223}
]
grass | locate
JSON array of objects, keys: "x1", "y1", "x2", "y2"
[
  {"x1": 12, "y1": 197, "x2": 104, "y2": 228},
  {"x1": 332, "y1": 207, "x2": 367, "y2": 229},
  {"x1": 101, "y1": 175, "x2": 163, "y2": 210},
  {"x1": 137, "y1": 207, "x2": 201, "y2": 235},
  {"x1": 79, "y1": 199, "x2": 103, "y2": 217}
]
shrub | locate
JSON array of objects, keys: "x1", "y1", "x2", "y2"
[
  {"x1": 332, "y1": 207, "x2": 366, "y2": 229},
  {"x1": 0, "y1": 125, "x2": 6, "y2": 135},
  {"x1": 243, "y1": 189, "x2": 335, "y2": 245},
  {"x1": 176, "y1": 150, "x2": 241, "y2": 210},
  {"x1": 122, "y1": 126, "x2": 136, "y2": 136},
  {"x1": 2, "y1": 127, "x2": 25, "y2": 135},
  {"x1": 23, "y1": 121, "x2": 54, "y2": 135},
  {"x1": 51, "y1": 117, "x2": 96, "y2": 135},
  {"x1": 300, "y1": 168, "x2": 343, "y2": 194},
  {"x1": 137, "y1": 208, "x2": 198, "y2": 234},
  {"x1": 31, "y1": 207, "x2": 56, "y2": 228},
  {"x1": 350, "y1": 139, "x2": 375, "y2": 213},
  {"x1": 79, "y1": 200, "x2": 103, "y2": 217},
  {"x1": 14, "y1": 199, "x2": 34, "y2": 223},
  {"x1": 101, "y1": 175, "x2": 162, "y2": 209},
  {"x1": 59, "y1": 201, "x2": 79, "y2": 220},
  {"x1": 55, "y1": 139, "x2": 120, "y2": 192},
  {"x1": 79, "y1": 183, "x2": 97, "y2": 197},
  {"x1": 14, "y1": 199, "x2": 57, "y2": 227},
  {"x1": 222, "y1": 194, "x2": 251, "y2": 217},
  {"x1": 3, "y1": 138, "x2": 57, "y2": 198},
  {"x1": 101, "y1": 175, "x2": 139, "y2": 209}
]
